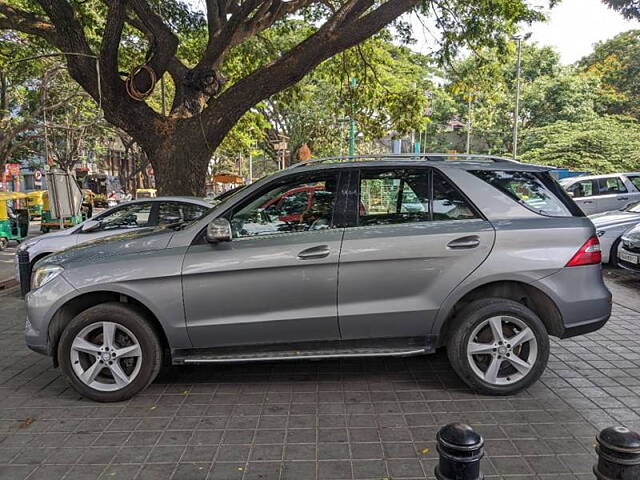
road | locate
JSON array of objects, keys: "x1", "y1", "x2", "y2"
[{"x1": 0, "y1": 270, "x2": 638, "y2": 479}]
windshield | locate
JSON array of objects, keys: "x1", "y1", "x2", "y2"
[{"x1": 622, "y1": 201, "x2": 640, "y2": 213}]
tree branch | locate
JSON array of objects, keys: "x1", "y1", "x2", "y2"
[
  {"x1": 0, "y1": 1, "x2": 57, "y2": 43},
  {"x1": 100, "y1": 0, "x2": 126, "y2": 86},
  {"x1": 127, "y1": 0, "x2": 179, "y2": 77},
  {"x1": 204, "y1": 0, "x2": 419, "y2": 134}
]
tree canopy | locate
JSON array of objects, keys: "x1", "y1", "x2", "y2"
[{"x1": 0, "y1": 0, "x2": 545, "y2": 194}]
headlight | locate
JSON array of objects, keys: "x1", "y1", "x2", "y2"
[
  {"x1": 596, "y1": 230, "x2": 606, "y2": 237},
  {"x1": 31, "y1": 265, "x2": 64, "y2": 290}
]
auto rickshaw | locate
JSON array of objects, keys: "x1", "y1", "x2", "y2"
[
  {"x1": 26, "y1": 190, "x2": 46, "y2": 219},
  {"x1": 0, "y1": 192, "x2": 30, "y2": 250},
  {"x1": 40, "y1": 191, "x2": 84, "y2": 233},
  {"x1": 81, "y1": 189, "x2": 96, "y2": 219},
  {"x1": 135, "y1": 188, "x2": 156, "y2": 199}
]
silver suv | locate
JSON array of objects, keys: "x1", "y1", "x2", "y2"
[{"x1": 24, "y1": 155, "x2": 612, "y2": 402}]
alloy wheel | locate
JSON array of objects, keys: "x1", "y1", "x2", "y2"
[
  {"x1": 466, "y1": 315, "x2": 538, "y2": 386},
  {"x1": 70, "y1": 321, "x2": 142, "y2": 392}
]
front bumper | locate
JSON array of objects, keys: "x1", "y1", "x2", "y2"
[
  {"x1": 617, "y1": 244, "x2": 640, "y2": 273},
  {"x1": 24, "y1": 274, "x2": 77, "y2": 356}
]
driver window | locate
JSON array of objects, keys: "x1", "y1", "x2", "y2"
[
  {"x1": 98, "y1": 203, "x2": 152, "y2": 231},
  {"x1": 230, "y1": 173, "x2": 338, "y2": 238}
]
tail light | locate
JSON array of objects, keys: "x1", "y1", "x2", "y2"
[{"x1": 566, "y1": 235, "x2": 602, "y2": 267}]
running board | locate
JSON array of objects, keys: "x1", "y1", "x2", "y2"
[{"x1": 172, "y1": 340, "x2": 435, "y2": 365}]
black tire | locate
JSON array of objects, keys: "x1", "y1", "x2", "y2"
[
  {"x1": 610, "y1": 237, "x2": 622, "y2": 267},
  {"x1": 58, "y1": 302, "x2": 162, "y2": 402},
  {"x1": 446, "y1": 298, "x2": 550, "y2": 396}
]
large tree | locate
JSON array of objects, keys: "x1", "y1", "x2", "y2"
[
  {"x1": 602, "y1": 0, "x2": 640, "y2": 20},
  {"x1": 0, "y1": 0, "x2": 542, "y2": 194}
]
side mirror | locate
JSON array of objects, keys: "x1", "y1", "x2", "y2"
[
  {"x1": 206, "y1": 218, "x2": 232, "y2": 243},
  {"x1": 81, "y1": 220, "x2": 101, "y2": 233}
]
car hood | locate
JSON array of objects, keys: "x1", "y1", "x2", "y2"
[
  {"x1": 32, "y1": 227, "x2": 76, "y2": 241},
  {"x1": 36, "y1": 226, "x2": 175, "y2": 268},
  {"x1": 590, "y1": 211, "x2": 640, "y2": 229},
  {"x1": 623, "y1": 224, "x2": 640, "y2": 243}
]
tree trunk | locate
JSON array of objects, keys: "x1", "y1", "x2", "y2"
[{"x1": 148, "y1": 138, "x2": 213, "y2": 196}]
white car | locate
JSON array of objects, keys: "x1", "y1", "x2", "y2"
[
  {"x1": 559, "y1": 172, "x2": 640, "y2": 215},
  {"x1": 16, "y1": 197, "x2": 211, "y2": 292},
  {"x1": 590, "y1": 201, "x2": 640, "y2": 264}
]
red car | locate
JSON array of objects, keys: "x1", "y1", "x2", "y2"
[{"x1": 262, "y1": 185, "x2": 327, "y2": 223}]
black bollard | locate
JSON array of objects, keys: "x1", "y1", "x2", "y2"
[
  {"x1": 435, "y1": 423, "x2": 484, "y2": 480},
  {"x1": 594, "y1": 426, "x2": 640, "y2": 480}
]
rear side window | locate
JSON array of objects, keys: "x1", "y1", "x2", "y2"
[
  {"x1": 628, "y1": 175, "x2": 640, "y2": 190},
  {"x1": 433, "y1": 171, "x2": 478, "y2": 221},
  {"x1": 359, "y1": 169, "x2": 431, "y2": 226},
  {"x1": 598, "y1": 177, "x2": 627, "y2": 194},
  {"x1": 472, "y1": 170, "x2": 581, "y2": 217},
  {"x1": 357, "y1": 168, "x2": 478, "y2": 226}
]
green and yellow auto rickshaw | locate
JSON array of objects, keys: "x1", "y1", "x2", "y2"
[
  {"x1": 0, "y1": 192, "x2": 29, "y2": 250},
  {"x1": 26, "y1": 190, "x2": 46, "y2": 219},
  {"x1": 40, "y1": 191, "x2": 83, "y2": 233}
]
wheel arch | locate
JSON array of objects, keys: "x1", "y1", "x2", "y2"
[
  {"x1": 437, "y1": 280, "x2": 564, "y2": 345},
  {"x1": 48, "y1": 290, "x2": 171, "y2": 367}
]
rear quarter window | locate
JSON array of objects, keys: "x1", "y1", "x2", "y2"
[{"x1": 472, "y1": 170, "x2": 583, "y2": 217}]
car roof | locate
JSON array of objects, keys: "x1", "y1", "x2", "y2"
[
  {"x1": 279, "y1": 154, "x2": 552, "y2": 174},
  {"x1": 121, "y1": 196, "x2": 211, "y2": 207},
  {"x1": 561, "y1": 172, "x2": 640, "y2": 183}
]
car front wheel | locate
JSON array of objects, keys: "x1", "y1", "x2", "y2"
[
  {"x1": 58, "y1": 302, "x2": 162, "y2": 402},
  {"x1": 446, "y1": 298, "x2": 550, "y2": 396}
]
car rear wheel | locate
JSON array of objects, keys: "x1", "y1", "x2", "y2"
[
  {"x1": 446, "y1": 298, "x2": 549, "y2": 396},
  {"x1": 58, "y1": 302, "x2": 162, "y2": 402}
]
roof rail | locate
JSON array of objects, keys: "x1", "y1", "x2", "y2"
[{"x1": 287, "y1": 153, "x2": 520, "y2": 169}]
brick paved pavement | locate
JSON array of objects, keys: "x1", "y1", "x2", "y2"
[{"x1": 1, "y1": 278, "x2": 640, "y2": 480}]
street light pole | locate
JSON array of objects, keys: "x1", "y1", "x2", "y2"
[
  {"x1": 512, "y1": 33, "x2": 530, "y2": 159},
  {"x1": 466, "y1": 96, "x2": 472, "y2": 154},
  {"x1": 349, "y1": 78, "x2": 356, "y2": 156}
]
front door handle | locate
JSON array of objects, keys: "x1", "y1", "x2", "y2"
[
  {"x1": 582, "y1": 200, "x2": 593, "y2": 204},
  {"x1": 618, "y1": 197, "x2": 629, "y2": 201},
  {"x1": 298, "y1": 245, "x2": 330, "y2": 260},
  {"x1": 447, "y1": 236, "x2": 480, "y2": 250}
]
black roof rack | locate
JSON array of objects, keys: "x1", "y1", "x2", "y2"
[{"x1": 288, "y1": 153, "x2": 520, "y2": 169}]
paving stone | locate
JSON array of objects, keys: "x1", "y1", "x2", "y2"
[{"x1": 1, "y1": 279, "x2": 640, "y2": 479}]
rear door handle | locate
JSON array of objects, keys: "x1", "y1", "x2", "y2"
[
  {"x1": 298, "y1": 245, "x2": 330, "y2": 260},
  {"x1": 618, "y1": 197, "x2": 629, "y2": 200},
  {"x1": 447, "y1": 236, "x2": 480, "y2": 250},
  {"x1": 582, "y1": 200, "x2": 593, "y2": 204}
]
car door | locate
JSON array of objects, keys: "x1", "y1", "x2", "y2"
[
  {"x1": 623, "y1": 175, "x2": 640, "y2": 207},
  {"x1": 182, "y1": 170, "x2": 345, "y2": 348},
  {"x1": 74, "y1": 202, "x2": 154, "y2": 245},
  {"x1": 565, "y1": 179, "x2": 599, "y2": 214},
  {"x1": 337, "y1": 167, "x2": 495, "y2": 340},
  {"x1": 597, "y1": 176, "x2": 630, "y2": 213}
]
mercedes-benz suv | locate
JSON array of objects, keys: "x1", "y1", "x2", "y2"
[{"x1": 23, "y1": 155, "x2": 612, "y2": 402}]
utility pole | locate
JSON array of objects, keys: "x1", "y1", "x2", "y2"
[
  {"x1": 512, "y1": 33, "x2": 530, "y2": 159},
  {"x1": 349, "y1": 78, "x2": 356, "y2": 156},
  {"x1": 466, "y1": 96, "x2": 472, "y2": 154}
]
